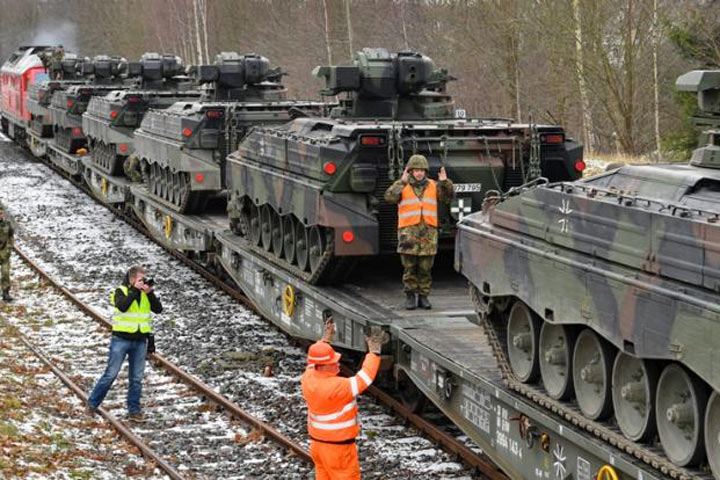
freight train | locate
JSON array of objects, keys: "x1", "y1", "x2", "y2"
[{"x1": 5, "y1": 43, "x2": 708, "y2": 480}]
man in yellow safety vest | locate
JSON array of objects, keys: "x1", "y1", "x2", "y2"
[{"x1": 87, "y1": 266, "x2": 162, "y2": 422}]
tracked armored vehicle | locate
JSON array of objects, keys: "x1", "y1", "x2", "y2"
[
  {"x1": 456, "y1": 69, "x2": 720, "y2": 475},
  {"x1": 48, "y1": 55, "x2": 128, "y2": 153},
  {"x1": 83, "y1": 53, "x2": 200, "y2": 177},
  {"x1": 132, "y1": 52, "x2": 328, "y2": 213},
  {"x1": 26, "y1": 52, "x2": 88, "y2": 140},
  {"x1": 225, "y1": 48, "x2": 584, "y2": 284}
]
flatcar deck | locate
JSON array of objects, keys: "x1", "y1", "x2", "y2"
[{"x1": 331, "y1": 259, "x2": 475, "y2": 321}]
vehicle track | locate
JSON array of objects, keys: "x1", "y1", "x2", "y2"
[
  {"x1": 470, "y1": 288, "x2": 713, "y2": 480},
  {"x1": 3, "y1": 251, "x2": 311, "y2": 479},
  {"x1": 0, "y1": 144, "x2": 482, "y2": 478}
]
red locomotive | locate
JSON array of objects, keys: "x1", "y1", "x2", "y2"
[{"x1": 0, "y1": 46, "x2": 52, "y2": 140}]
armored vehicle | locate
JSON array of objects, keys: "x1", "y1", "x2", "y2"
[
  {"x1": 455, "y1": 69, "x2": 720, "y2": 475},
  {"x1": 225, "y1": 48, "x2": 584, "y2": 284},
  {"x1": 132, "y1": 52, "x2": 328, "y2": 213},
  {"x1": 26, "y1": 52, "x2": 88, "y2": 139},
  {"x1": 83, "y1": 52, "x2": 201, "y2": 177},
  {"x1": 48, "y1": 55, "x2": 128, "y2": 153}
]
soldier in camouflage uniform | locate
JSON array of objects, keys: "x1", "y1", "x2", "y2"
[
  {"x1": 123, "y1": 155, "x2": 144, "y2": 183},
  {"x1": 50, "y1": 45, "x2": 65, "y2": 80},
  {"x1": 385, "y1": 154, "x2": 453, "y2": 310},
  {"x1": 0, "y1": 204, "x2": 15, "y2": 302}
]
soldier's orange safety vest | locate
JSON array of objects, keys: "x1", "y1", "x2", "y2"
[
  {"x1": 301, "y1": 353, "x2": 381, "y2": 443},
  {"x1": 398, "y1": 180, "x2": 438, "y2": 228}
]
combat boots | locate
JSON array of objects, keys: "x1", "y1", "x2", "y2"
[
  {"x1": 405, "y1": 292, "x2": 417, "y2": 310},
  {"x1": 418, "y1": 295, "x2": 432, "y2": 310}
]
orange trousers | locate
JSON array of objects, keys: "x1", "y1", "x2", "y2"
[{"x1": 310, "y1": 440, "x2": 361, "y2": 480}]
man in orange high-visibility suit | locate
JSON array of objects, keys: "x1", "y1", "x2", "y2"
[{"x1": 301, "y1": 319, "x2": 384, "y2": 480}]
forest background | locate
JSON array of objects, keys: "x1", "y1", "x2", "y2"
[{"x1": 1, "y1": 0, "x2": 719, "y2": 159}]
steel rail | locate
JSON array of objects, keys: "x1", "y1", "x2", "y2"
[
  {"x1": 12, "y1": 245, "x2": 313, "y2": 464},
  {"x1": 3, "y1": 324, "x2": 185, "y2": 480}
]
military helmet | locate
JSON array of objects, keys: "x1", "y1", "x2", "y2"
[{"x1": 406, "y1": 154, "x2": 429, "y2": 171}]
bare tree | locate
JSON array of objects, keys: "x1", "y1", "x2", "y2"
[{"x1": 572, "y1": 0, "x2": 596, "y2": 153}]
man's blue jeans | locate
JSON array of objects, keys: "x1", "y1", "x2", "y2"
[{"x1": 88, "y1": 335, "x2": 147, "y2": 414}]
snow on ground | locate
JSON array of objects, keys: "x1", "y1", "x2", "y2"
[
  {"x1": 3, "y1": 256, "x2": 305, "y2": 479},
  {"x1": 0, "y1": 146, "x2": 483, "y2": 478},
  {"x1": 0, "y1": 273, "x2": 160, "y2": 479}
]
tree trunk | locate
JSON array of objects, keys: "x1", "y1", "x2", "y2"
[
  {"x1": 345, "y1": 0, "x2": 353, "y2": 59},
  {"x1": 572, "y1": 0, "x2": 595, "y2": 154},
  {"x1": 652, "y1": 0, "x2": 661, "y2": 161},
  {"x1": 401, "y1": 1, "x2": 409, "y2": 50},
  {"x1": 193, "y1": 0, "x2": 203, "y2": 64},
  {"x1": 321, "y1": 0, "x2": 333, "y2": 65},
  {"x1": 623, "y1": 0, "x2": 634, "y2": 155}
]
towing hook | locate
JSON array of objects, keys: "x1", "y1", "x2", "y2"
[{"x1": 525, "y1": 425, "x2": 540, "y2": 449}]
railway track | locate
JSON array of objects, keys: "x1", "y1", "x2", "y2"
[
  {"x1": 2, "y1": 143, "x2": 497, "y2": 478},
  {"x1": 4, "y1": 248, "x2": 311, "y2": 479}
]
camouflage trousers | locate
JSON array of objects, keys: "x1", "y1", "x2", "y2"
[
  {"x1": 400, "y1": 254, "x2": 435, "y2": 296},
  {"x1": 0, "y1": 254, "x2": 9, "y2": 291},
  {"x1": 123, "y1": 155, "x2": 144, "y2": 183}
]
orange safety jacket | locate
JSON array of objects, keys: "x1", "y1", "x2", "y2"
[
  {"x1": 301, "y1": 353, "x2": 381, "y2": 443},
  {"x1": 397, "y1": 180, "x2": 438, "y2": 228}
]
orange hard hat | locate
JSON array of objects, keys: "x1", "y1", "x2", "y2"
[{"x1": 307, "y1": 341, "x2": 341, "y2": 366}]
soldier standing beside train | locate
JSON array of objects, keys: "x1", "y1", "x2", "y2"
[
  {"x1": 384, "y1": 154, "x2": 453, "y2": 310},
  {"x1": 0, "y1": 204, "x2": 15, "y2": 303}
]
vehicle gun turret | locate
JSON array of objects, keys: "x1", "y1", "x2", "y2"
[
  {"x1": 313, "y1": 48, "x2": 455, "y2": 119},
  {"x1": 194, "y1": 52, "x2": 286, "y2": 101}
]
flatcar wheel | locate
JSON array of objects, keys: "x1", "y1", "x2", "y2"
[
  {"x1": 271, "y1": 210, "x2": 283, "y2": 257},
  {"x1": 283, "y1": 216, "x2": 296, "y2": 264},
  {"x1": 656, "y1": 364, "x2": 708, "y2": 467},
  {"x1": 573, "y1": 329, "x2": 614, "y2": 421},
  {"x1": 705, "y1": 392, "x2": 720, "y2": 477},
  {"x1": 295, "y1": 221, "x2": 309, "y2": 271},
  {"x1": 539, "y1": 322, "x2": 575, "y2": 400},
  {"x1": 260, "y1": 205, "x2": 273, "y2": 252},
  {"x1": 506, "y1": 301, "x2": 541, "y2": 383},
  {"x1": 308, "y1": 226, "x2": 326, "y2": 274},
  {"x1": 398, "y1": 371, "x2": 427, "y2": 413},
  {"x1": 612, "y1": 353, "x2": 658, "y2": 442},
  {"x1": 248, "y1": 203, "x2": 262, "y2": 246}
]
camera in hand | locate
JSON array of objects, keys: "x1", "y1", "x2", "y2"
[{"x1": 142, "y1": 277, "x2": 155, "y2": 287}]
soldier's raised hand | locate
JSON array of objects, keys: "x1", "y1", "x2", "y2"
[
  {"x1": 438, "y1": 166, "x2": 447, "y2": 182},
  {"x1": 401, "y1": 168, "x2": 410, "y2": 183}
]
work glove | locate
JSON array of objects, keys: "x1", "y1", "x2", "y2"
[
  {"x1": 147, "y1": 334, "x2": 156, "y2": 354},
  {"x1": 365, "y1": 326, "x2": 389, "y2": 355}
]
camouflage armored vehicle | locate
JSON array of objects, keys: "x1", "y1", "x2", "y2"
[
  {"x1": 26, "y1": 52, "x2": 88, "y2": 138},
  {"x1": 225, "y1": 48, "x2": 584, "y2": 284},
  {"x1": 83, "y1": 52, "x2": 201, "y2": 176},
  {"x1": 132, "y1": 52, "x2": 328, "y2": 213},
  {"x1": 455, "y1": 69, "x2": 720, "y2": 474},
  {"x1": 48, "y1": 55, "x2": 128, "y2": 153}
]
